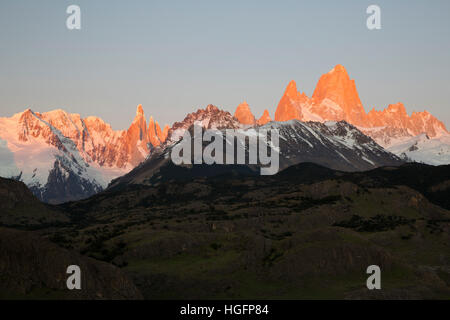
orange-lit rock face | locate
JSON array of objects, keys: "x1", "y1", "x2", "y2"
[
  {"x1": 311, "y1": 64, "x2": 366, "y2": 126},
  {"x1": 409, "y1": 111, "x2": 447, "y2": 137},
  {"x1": 274, "y1": 80, "x2": 309, "y2": 122},
  {"x1": 126, "y1": 105, "x2": 150, "y2": 166},
  {"x1": 147, "y1": 116, "x2": 162, "y2": 147},
  {"x1": 234, "y1": 101, "x2": 256, "y2": 125},
  {"x1": 367, "y1": 103, "x2": 408, "y2": 127},
  {"x1": 274, "y1": 65, "x2": 449, "y2": 141},
  {"x1": 159, "y1": 125, "x2": 170, "y2": 142},
  {"x1": 13, "y1": 104, "x2": 168, "y2": 169},
  {"x1": 257, "y1": 109, "x2": 272, "y2": 125},
  {"x1": 367, "y1": 103, "x2": 448, "y2": 137}
]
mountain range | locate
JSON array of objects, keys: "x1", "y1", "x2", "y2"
[
  {"x1": 0, "y1": 65, "x2": 448, "y2": 203},
  {"x1": 108, "y1": 112, "x2": 403, "y2": 191},
  {"x1": 0, "y1": 106, "x2": 168, "y2": 203},
  {"x1": 234, "y1": 65, "x2": 449, "y2": 163}
]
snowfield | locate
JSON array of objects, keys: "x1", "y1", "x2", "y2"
[{"x1": 387, "y1": 133, "x2": 450, "y2": 166}]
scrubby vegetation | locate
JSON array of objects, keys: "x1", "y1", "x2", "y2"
[
  {"x1": 333, "y1": 214, "x2": 415, "y2": 232},
  {"x1": 2, "y1": 163, "x2": 450, "y2": 299}
]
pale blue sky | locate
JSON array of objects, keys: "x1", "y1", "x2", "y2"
[{"x1": 0, "y1": 0, "x2": 449, "y2": 130}]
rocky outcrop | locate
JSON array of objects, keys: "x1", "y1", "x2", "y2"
[
  {"x1": 310, "y1": 64, "x2": 367, "y2": 126},
  {"x1": 167, "y1": 104, "x2": 242, "y2": 143},
  {"x1": 274, "y1": 80, "x2": 309, "y2": 122},
  {"x1": 257, "y1": 109, "x2": 272, "y2": 126},
  {"x1": 234, "y1": 101, "x2": 256, "y2": 125}
]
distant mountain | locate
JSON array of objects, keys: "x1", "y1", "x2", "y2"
[
  {"x1": 269, "y1": 65, "x2": 450, "y2": 164},
  {"x1": 262, "y1": 120, "x2": 403, "y2": 171},
  {"x1": 273, "y1": 65, "x2": 447, "y2": 135},
  {"x1": 234, "y1": 101, "x2": 256, "y2": 125},
  {"x1": 234, "y1": 102, "x2": 272, "y2": 126},
  {"x1": 0, "y1": 105, "x2": 168, "y2": 203},
  {"x1": 167, "y1": 104, "x2": 242, "y2": 143},
  {"x1": 108, "y1": 105, "x2": 403, "y2": 190},
  {"x1": 257, "y1": 109, "x2": 272, "y2": 126},
  {"x1": 386, "y1": 133, "x2": 450, "y2": 165}
]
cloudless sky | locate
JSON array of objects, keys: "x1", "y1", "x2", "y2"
[{"x1": 0, "y1": 0, "x2": 449, "y2": 130}]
